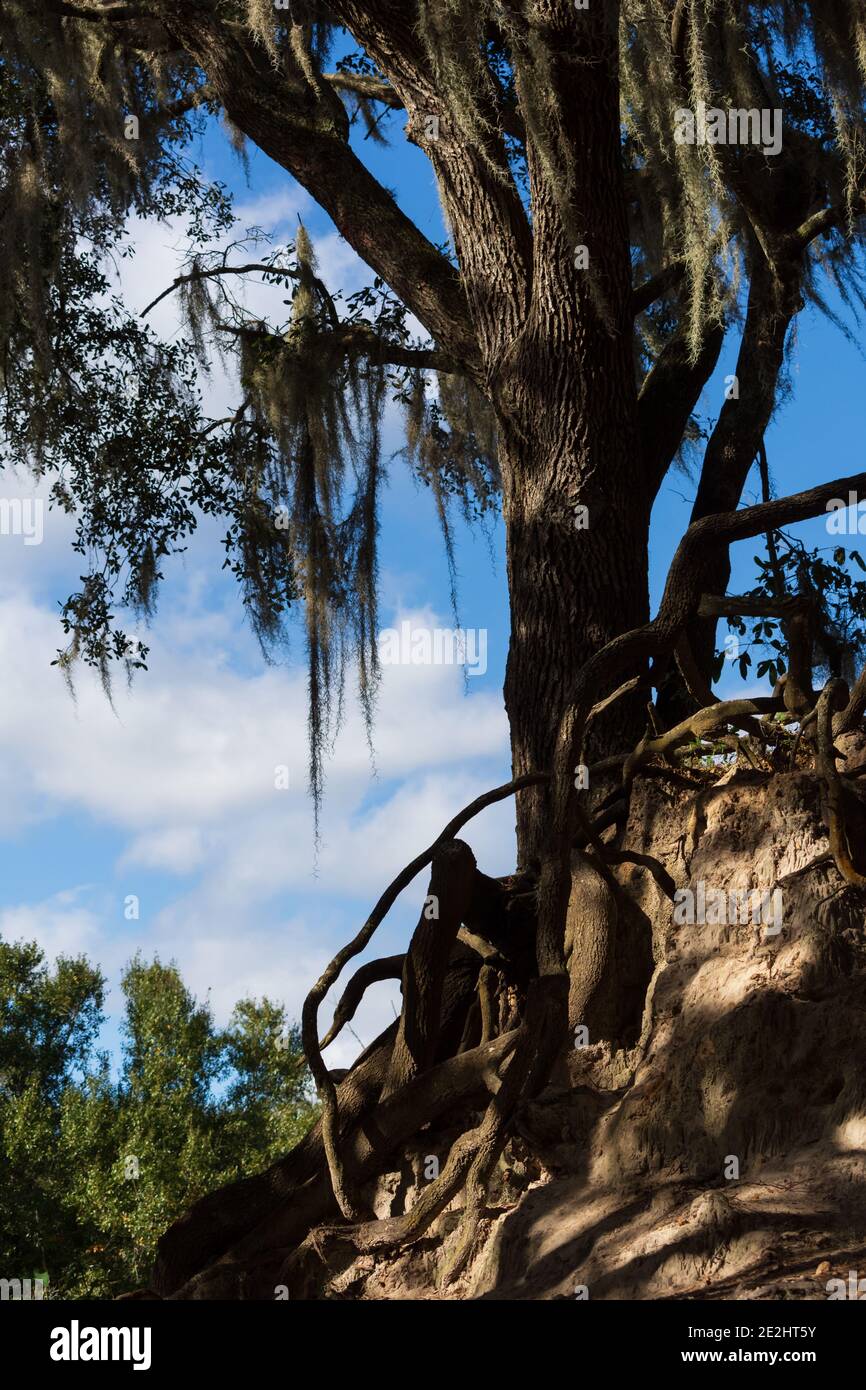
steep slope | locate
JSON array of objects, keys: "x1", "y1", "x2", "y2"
[{"x1": 314, "y1": 759, "x2": 866, "y2": 1300}]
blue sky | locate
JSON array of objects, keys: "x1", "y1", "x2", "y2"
[{"x1": 1, "y1": 83, "x2": 864, "y2": 1072}]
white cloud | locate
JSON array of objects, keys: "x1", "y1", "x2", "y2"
[
  {"x1": 0, "y1": 165, "x2": 507, "y2": 1073},
  {"x1": 0, "y1": 583, "x2": 511, "y2": 1066},
  {"x1": 0, "y1": 590, "x2": 508, "y2": 848},
  {"x1": 0, "y1": 890, "x2": 107, "y2": 964}
]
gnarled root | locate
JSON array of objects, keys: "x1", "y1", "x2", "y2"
[
  {"x1": 151, "y1": 476, "x2": 866, "y2": 1299},
  {"x1": 280, "y1": 975, "x2": 567, "y2": 1298},
  {"x1": 203, "y1": 1029, "x2": 522, "y2": 1300},
  {"x1": 318, "y1": 954, "x2": 405, "y2": 1052},
  {"x1": 816, "y1": 677, "x2": 866, "y2": 884}
]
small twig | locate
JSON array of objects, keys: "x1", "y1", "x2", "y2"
[{"x1": 139, "y1": 261, "x2": 304, "y2": 319}]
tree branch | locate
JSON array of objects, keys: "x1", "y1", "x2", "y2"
[
  {"x1": 324, "y1": 64, "x2": 525, "y2": 142},
  {"x1": 790, "y1": 191, "x2": 866, "y2": 252},
  {"x1": 638, "y1": 318, "x2": 724, "y2": 501},
  {"x1": 143, "y1": 261, "x2": 460, "y2": 371},
  {"x1": 215, "y1": 320, "x2": 458, "y2": 374},
  {"x1": 163, "y1": 12, "x2": 480, "y2": 372},
  {"x1": 139, "y1": 262, "x2": 306, "y2": 319},
  {"x1": 696, "y1": 593, "x2": 811, "y2": 620},
  {"x1": 685, "y1": 255, "x2": 804, "y2": 673},
  {"x1": 323, "y1": 72, "x2": 402, "y2": 110},
  {"x1": 631, "y1": 260, "x2": 687, "y2": 316},
  {"x1": 323, "y1": 1, "x2": 532, "y2": 368}
]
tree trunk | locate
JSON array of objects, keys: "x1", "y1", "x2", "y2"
[
  {"x1": 495, "y1": 186, "x2": 649, "y2": 872},
  {"x1": 501, "y1": 426, "x2": 650, "y2": 871},
  {"x1": 487, "y1": 3, "x2": 650, "y2": 874}
]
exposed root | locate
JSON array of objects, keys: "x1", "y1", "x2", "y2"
[
  {"x1": 318, "y1": 954, "x2": 405, "y2": 1051},
  {"x1": 836, "y1": 664, "x2": 866, "y2": 736},
  {"x1": 477, "y1": 964, "x2": 497, "y2": 1045},
  {"x1": 381, "y1": 840, "x2": 477, "y2": 1098},
  {"x1": 276, "y1": 1027, "x2": 524, "y2": 1298},
  {"x1": 439, "y1": 975, "x2": 568, "y2": 1286},
  {"x1": 300, "y1": 773, "x2": 548, "y2": 1220},
  {"x1": 622, "y1": 697, "x2": 783, "y2": 798},
  {"x1": 816, "y1": 678, "x2": 866, "y2": 885},
  {"x1": 600, "y1": 848, "x2": 677, "y2": 900},
  {"x1": 152, "y1": 474, "x2": 866, "y2": 1300}
]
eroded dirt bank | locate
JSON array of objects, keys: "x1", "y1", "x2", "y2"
[{"x1": 322, "y1": 765, "x2": 866, "y2": 1300}]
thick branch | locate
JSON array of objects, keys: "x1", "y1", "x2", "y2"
[
  {"x1": 631, "y1": 260, "x2": 687, "y2": 316},
  {"x1": 697, "y1": 594, "x2": 811, "y2": 620},
  {"x1": 790, "y1": 192, "x2": 866, "y2": 252},
  {"x1": 686, "y1": 259, "x2": 804, "y2": 674},
  {"x1": 324, "y1": 72, "x2": 402, "y2": 110},
  {"x1": 325, "y1": 1, "x2": 532, "y2": 366},
  {"x1": 163, "y1": 12, "x2": 479, "y2": 371},
  {"x1": 638, "y1": 319, "x2": 724, "y2": 501}
]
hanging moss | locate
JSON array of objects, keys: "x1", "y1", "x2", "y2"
[{"x1": 4, "y1": 0, "x2": 866, "y2": 825}]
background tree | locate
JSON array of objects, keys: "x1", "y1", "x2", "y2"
[
  {"x1": 0, "y1": 940, "x2": 315, "y2": 1297},
  {"x1": 4, "y1": 0, "x2": 866, "y2": 1297}
]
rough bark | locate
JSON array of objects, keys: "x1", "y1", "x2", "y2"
[{"x1": 497, "y1": 5, "x2": 649, "y2": 871}]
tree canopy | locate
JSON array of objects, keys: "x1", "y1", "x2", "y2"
[{"x1": 4, "y1": 2, "x2": 866, "y2": 803}]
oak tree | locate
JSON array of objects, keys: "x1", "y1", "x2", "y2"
[{"x1": 5, "y1": 0, "x2": 866, "y2": 1297}]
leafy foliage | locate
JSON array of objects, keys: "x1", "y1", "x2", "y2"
[
  {"x1": 715, "y1": 527, "x2": 866, "y2": 690},
  {"x1": 0, "y1": 939, "x2": 316, "y2": 1298}
]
